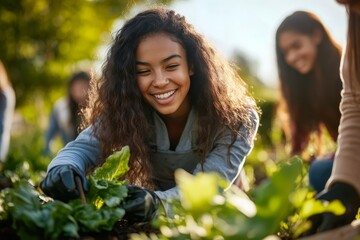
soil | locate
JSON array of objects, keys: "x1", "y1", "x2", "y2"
[{"x1": 0, "y1": 219, "x2": 158, "y2": 240}]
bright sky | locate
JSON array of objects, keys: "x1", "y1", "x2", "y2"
[{"x1": 168, "y1": 0, "x2": 348, "y2": 87}]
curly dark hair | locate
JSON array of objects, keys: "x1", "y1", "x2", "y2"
[
  {"x1": 84, "y1": 7, "x2": 257, "y2": 188},
  {"x1": 275, "y1": 11, "x2": 342, "y2": 155}
]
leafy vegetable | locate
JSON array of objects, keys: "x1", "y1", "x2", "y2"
[
  {"x1": 243, "y1": 157, "x2": 304, "y2": 239},
  {"x1": 131, "y1": 157, "x2": 306, "y2": 240},
  {"x1": 0, "y1": 146, "x2": 131, "y2": 239},
  {"x1": 92, "y1": 145, "x2": 130, "y2": 181},
  {"x1": 88, "y1": 177, "x2": 128, "y2": 209},
  {"x1": 87, "y1": 145, "x2": 130, "y2": 209},
  {"x1": 70, "y1": 201, "x2": 124, "y2": 232},
  {"x1": 133, "y1": 157, "x2": 350, "y2": 240},
  {"x1": 175, "y1": 170, "x2": 256, "y2": 218},
  {"x1": 0, "y1": 180, "x2": 79, "y2": 239}
]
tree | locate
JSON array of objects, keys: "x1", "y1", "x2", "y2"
[{"x1": 0, "y1": 0, "x2": 172, "y2": 106}]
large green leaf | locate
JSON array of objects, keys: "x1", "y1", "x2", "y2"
[{"x1": 92, "y1": 145, "x2": 130, "y2": 181}]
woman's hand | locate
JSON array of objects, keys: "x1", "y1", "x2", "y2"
[
  {"x1": 122, "y1": 185, "x2": 161, "y2": 223},
  {"x1": 40, "y1": 165, "x2": 89, "y2": 202},
  {"x1": 304, "y1": 182, "x2": 360, "y2": 235}
]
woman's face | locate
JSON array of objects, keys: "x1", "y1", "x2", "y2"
[
  {"x1": 279, "y1": 30, "x2": 321, "y2": 74},
  {"x1": 136, "y1": 33, "x2": 193, "y2": 118},
  {"x1": 70, "y1": 79, "x2": 90, "y2": 105}
]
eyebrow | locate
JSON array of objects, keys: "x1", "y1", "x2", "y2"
[{"x1": 136, "y1": 54, "x2": 182, "y2": 65}]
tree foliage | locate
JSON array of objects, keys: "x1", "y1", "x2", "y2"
[{"x1": 0, "y1": 0, "x2": 172, "y2": 106}]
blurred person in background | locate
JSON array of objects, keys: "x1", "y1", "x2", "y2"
[
  {"x1": 275, "y1": 11, "x2": 343, "y2": 193},
  {"x1": 305, "y1": 0, "x2": 360, "y2": 234},
  {"x1": 44, "y1": 71, "x2": 91, "y2": 156},
  {"x1": 0, "y1": 60, "x2": 15, "y2": 165}
]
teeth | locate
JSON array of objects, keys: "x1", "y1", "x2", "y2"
[{"x1": 154, "y1": 90, "x2": 175, "y2": 99}]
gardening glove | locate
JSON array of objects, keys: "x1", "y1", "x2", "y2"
[
  {"x1": 40, "y1": 165, "x2": 89, "y2": 202},
  {"x1": 304, "y1": 181, "x2": 360, "y2": 236},
  {"x1": 122, "y1": 185, "x2": 161, "y2": 224}
]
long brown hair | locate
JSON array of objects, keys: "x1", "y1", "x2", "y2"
[
  {"x1": 275, "y1": 11, "x2": 342, "y2": 155},
  {"x1": 83, "y1": 7, "x2": 257, "y2": 188}
]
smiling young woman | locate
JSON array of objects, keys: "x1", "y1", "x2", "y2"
[
  {"x1": 39, "y1": 7, "x2": 259, "y2": 223},
  {"x1": 275, "y1": 11, "x2": 343, "y2": 193}
]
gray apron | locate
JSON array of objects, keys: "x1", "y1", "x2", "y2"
[
  {"x1": 150, "y1": 150, "x2": 199, "y2": 191},
  {"x1": 149, "y1": 129, "x2": 201, "y2": 191}
]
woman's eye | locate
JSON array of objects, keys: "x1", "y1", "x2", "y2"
[
  {"x1": 166, "y1": 64, "x2": 179, "y2": 70},
  {"x1": 136, "y1": 69, "x2": 150, "y2": 75}
]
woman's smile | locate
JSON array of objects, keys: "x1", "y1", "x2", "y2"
[
  {"x1": 153, "y1": 90, "x2": 176, "y2": 100},
  {"x1": 136, "y1": 33, "x2": 193, "y2": 118}
]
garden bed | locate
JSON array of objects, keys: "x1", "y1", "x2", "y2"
[{"x1": 0, "y1": 219, "x2": 157, "y2": 240}]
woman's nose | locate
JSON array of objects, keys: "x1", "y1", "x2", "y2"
[{"x1": 152, "y1": 70, "x2": 169, "y2": 87}]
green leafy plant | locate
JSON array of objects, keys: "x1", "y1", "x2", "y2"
[
  {"x1": 0, "y1": 146, "x2": 131, "y2": 239},
  {"x1": 0, "y1": 146, "x2": 351, "y2": 240},
  {"x1": 87, "y1": 145, "x2": 130, "y2": 209},
  {"x1": 131, "y1": 157, "x2": 348, "y2": 240}
]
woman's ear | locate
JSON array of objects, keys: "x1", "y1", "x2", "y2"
[{"x1": 313, "y1": 28, "x2": 323, "y2": 45}]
